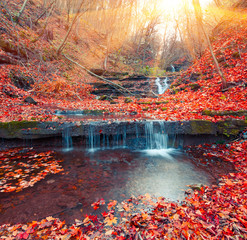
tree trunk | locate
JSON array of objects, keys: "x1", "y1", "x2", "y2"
[
  {"x1": 56, "y1": 1, "x2": 85, "y2": 55},
  {"x1": 192, "y1": 0, "x2": 227, "y2": 89},
  {"x1": 16, "y1": 0, "x2": 29, "y2": 22}
]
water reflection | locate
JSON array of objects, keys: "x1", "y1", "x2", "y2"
[{"x1": 0, "y1": 148, "x2": 212, "y2": 225}]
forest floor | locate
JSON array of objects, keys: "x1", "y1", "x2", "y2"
[{"x1": 0, "y1": 1, "x2": 247, "y2": 239}]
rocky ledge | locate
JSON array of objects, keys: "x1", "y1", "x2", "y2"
[{"x1": 0, "y1": 119, "x2": 246, "y2": 140}]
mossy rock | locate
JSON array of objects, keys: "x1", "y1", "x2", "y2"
[
  {"x1": 232, "y1": 52, "x2": 241, "y2": 59},
  {"x1": 189, "y1": 83, "x2": 200, "y2": 91},
  {"x1": 124, "y1": 97, "x2": 133, "y2": 103},
  {"x1": 82, "y1": 110, "x2": 105, "y2": 115},
  {"x1": 142, "y1": 107, "x2": 149, "y2": 111},
  {"x1": 0, "y1": 38, "x2": 27, "y2": 58},
  {"x1": 202, "y1": 110, "x2": 247, "y2": 117},
  {"x1": 0, "y1": 121, "x2": 38, "y2": 138},
  {"x1": 99, "y1": 95, "x2": 108, "y2": 100},
  {"x1": 190, "y1": 120, "x2": 215, "y2": 135},
  {"x1": 217, "y1": 120, "x2": 247, "y2": 137},
  {"x1": 154, "y1": 101, "x2": 169, "y2": 105}
]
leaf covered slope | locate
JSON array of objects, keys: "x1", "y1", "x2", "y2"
[{"x1": 0, "y1": 2, "x2": 246, "y2": 122}]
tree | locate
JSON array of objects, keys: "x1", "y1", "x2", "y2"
[
  {"x1": 192, "y1": 0, "x2": 227, "y2": 89},
  {"x1": 15, "y1": 0, "x2": 29, "y2": 22},
  {"x1": 56, "y1": 0, "x2": 87, "y2": 55}
]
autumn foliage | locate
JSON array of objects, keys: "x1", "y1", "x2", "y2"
[{"x1": 0, "y1": 0, "x2": 247, "y2": 239}]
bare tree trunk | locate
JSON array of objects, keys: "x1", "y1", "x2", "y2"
[
  {"x1": 192, "y1": 0, "x2": 227, "y2": 89},
  {"x1": 56, "y1": 1, "x2": 85, "y2": 55},
  {"x1": 16, "y1": 0, "x2": 29, "y2": 21}
]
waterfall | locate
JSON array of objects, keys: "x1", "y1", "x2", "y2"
[
  {"x1": 87, "y1": 123, "x2": 127, "y2": 151},
  {"x1": 145, "y1": 121, "x2": 168, "y2": 149},
  {"x1": 171, "y1": 65, "x2": 175, "y2": 72},
  {"x1": 60, "y1": 121, "x2": 178, "y2": 153},
  {"x1": 155, "y1": 77, "x2": 169, "y2": 95},
  {"x1": 88, "y1": 124, "x2": 101, "y2": 151},
  {"x1": 144, "y1": 121, "x2": 175, "y2": 158},
  {"x1": 62, "y1": 127, "x2": 73, "y2": 151}
]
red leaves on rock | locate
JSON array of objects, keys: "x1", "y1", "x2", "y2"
[{"x1": 0, "y1": 148, "x2": 63, "y2": 192}]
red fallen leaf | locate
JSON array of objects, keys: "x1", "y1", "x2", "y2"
[
  {"x1": 236, "y1": 216, "x2": 247, "y2": 228},
  {"x1": 102, "y1": 211, "x2": 108, "y2": 217},
  {"x1": 91, "y1": 198, "x2": 105, "y2": 210},
  {"x1": 60, "y1": 228, "x2": 68, "y2": 235},
  {"x1": 22, "y1": 232, "x2": 29, "y2": 239},
  {"x1": 17, "y1": 232, "x2": 29, "y2": 239},
  {"x1": 107, "y1": 200, "x2": 117, "y2": 210}
]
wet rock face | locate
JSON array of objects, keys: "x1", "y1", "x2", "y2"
[{"x1": 0, "y1": 120, "x2": 246, "y2": 142}]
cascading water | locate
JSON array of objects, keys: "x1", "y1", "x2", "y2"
[
  {"x1": 87, "y1": 123, "x2": 127, "y2": 151},
  {"x1": 63, "y1": 121, "x2": 178, "y2": 153},
  {"x1": 145, "y1": 121, "x2": 168, "y2": 149},
  {"x1": 171, "y1": 65, "x2": 175, "y2": 72},
  {"x1": 62, "y1": 127, "x2": 73, "y2": 151},
  {"x1": 144, "y1": 121, "x2": 174, "y2": 158},
  {"x1": 155, "y1": 77, "x2": 169, "y2": 95}
]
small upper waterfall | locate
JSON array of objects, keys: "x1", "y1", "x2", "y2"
[
  {"x1": 155, "y1": 77, "x2": 169, "y2": 95},
  {"x1": 171, "y1": 65, "x2": 175, "y2": 72}
]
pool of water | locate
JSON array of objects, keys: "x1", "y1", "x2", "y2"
[{"x1": 0, "y1": 147, "x2": 216, "y2": 225}]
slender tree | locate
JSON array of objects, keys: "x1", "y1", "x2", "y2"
[
  {"x1": 15, "y1": 0, "x2": 29, "y2": 22},
  {"x1": 192, "y1": 0, "x2": 227, "y2": 89},
  {"x1": 56, "y1": 0, "x2": 86, "y2": 55}
]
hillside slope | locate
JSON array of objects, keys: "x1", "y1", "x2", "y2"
[{"x1": 0, "y1": 1, "x2": 246, "y2": 122}]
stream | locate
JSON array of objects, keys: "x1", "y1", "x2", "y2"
[{"x1": 0, "y1": 121, "x2": 235, "y2": 225}]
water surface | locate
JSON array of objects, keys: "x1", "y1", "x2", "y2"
[{"x1": 0, "y1": 148, "x2": 213, "y2": 225}]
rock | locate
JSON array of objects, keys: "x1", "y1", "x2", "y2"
[
  {"x1": 189, "y1": 72, "x2": 201, "y2": 82},
  {"x1": 188, "y1": 184, "x2": 203, "y2": 191},
  {"x1": 3, "y1": 86, "x2": 19, "y2": 98},
  {"x1": 99, "y1": 95, "x2": 108, "y2": 100},
  {"x1": 10, "y1": 71, "x2": 34, "y2": 90},
  {"x1": 24, "y1": 96, "x2": 37, "y2": 105},
  {"x1": 189, "y1": 83, "x2": 201, "y2": 91},
  {"x1": 124, "y1": 97, "x2": 133, "y2": 103},
  {"x1": 0, "y1": 54, "x2": 18, "y2": 65}
]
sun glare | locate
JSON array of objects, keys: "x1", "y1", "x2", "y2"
[{"x1": 158, "y1": 0, "x2": 212, "y2": 11}]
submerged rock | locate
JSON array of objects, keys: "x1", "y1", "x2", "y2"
[{"x1": 24, "y1": 96, "x2": 37, "y2": 105}]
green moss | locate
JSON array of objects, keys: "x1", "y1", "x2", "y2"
[
  {"x1": 124, "y1": 97, "x2": 133, "y2": 103},
  {"x1": 189, "y1": 83, "x2": 200, "y2": 91},
  {"x1": 154, "y1": 101, "x2": 169, "y2": 105},
  {"x1": 232, "y1": 52, "x2": 241, "y2": 59},
  {"x1": 202, "y1": 110, "x2": 247, "y2": 117},
  {"x1": 83, "y1": 110, "x2": 105, "y2": 115},
  {"x1": 0, "y1": 121, "x2": 38, "y2": 136},
  {"x1": 138, "y1": 102, "x2": 151, "y2": 105},
  {"x1": 217, "y1": 120, "x2": 247, "y2": 137},
  {"x1": 190, "y1": 120, "x2": 215, "y2": 135}
]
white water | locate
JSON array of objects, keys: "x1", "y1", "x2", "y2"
[
  {"x1": 63, "y1": 121, "x2": 177, "y2": 156},
  {"x1": 171, "y1": 65, "x2": 175, "y2": 72},
  {"x1": 62, "y1": 127, "x2": 73, "y2": 151},
  {"x1": 155, "y1": 77, "x2": 169, "y2": 95},
  {"x1": 144, "y1": 121, "x2": 176, "y2": 158}
]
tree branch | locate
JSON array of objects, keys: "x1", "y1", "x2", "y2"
[{"x1": 62, "y1": 54, "x2": 135, "y2": 96}]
